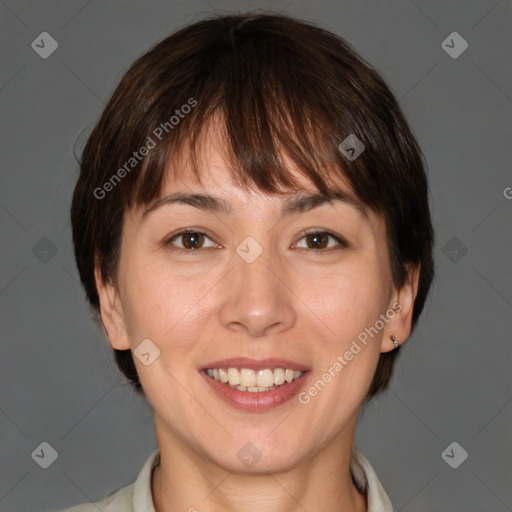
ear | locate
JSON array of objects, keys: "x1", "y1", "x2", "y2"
[
  {"x1": 381, "y1": 263, "x2": 421, "y2": 353},
  {"x1": 94, "y1": 260, "x2": 131, "y2": 350}
]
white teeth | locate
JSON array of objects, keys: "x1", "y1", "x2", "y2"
[
  {"x1": 236, "y1": 385, "x2": 278, "y2": 392},
  {"x1": 227, "y1": 368, "x2": 240, "y2": 386},
  {"x1": 257, "y1": 369, "x2": 274, "y2": 387},
  {"x1": 206, "y1": 367, "x2": 305, "y2": 392},
  {"x1": 273, "y1": 368, "x2": 285, "y2": 385},
  {"x1": 240, "y1": 369, "x2": 256, "y2": 387}
]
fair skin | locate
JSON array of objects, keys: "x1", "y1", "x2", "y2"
[{"x1": 95, "y1": 135, "x2": 419, "y2": 512}]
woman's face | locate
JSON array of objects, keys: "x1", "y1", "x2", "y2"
[{"x1": 96, "y1": 139, "x2": 416, "y2": 473}]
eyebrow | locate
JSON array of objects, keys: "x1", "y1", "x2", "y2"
[{"x1": 141, "y1": 190, "x2": 366, "y2": 221}]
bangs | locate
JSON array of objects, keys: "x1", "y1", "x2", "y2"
[
  {"x1": 118, "y1": 14, "x2": 384, "y2": 212},
  {"x1": 132, "y1": 107, "x2": 358, "y2": 208}
]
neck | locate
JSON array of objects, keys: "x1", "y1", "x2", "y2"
[{"x1": 151, "y1": 415, "x2": 367, "y2": 512}]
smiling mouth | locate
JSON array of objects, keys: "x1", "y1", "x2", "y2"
[{"x1": 204, "y1": 367, "x2": 306, "y2": 392}]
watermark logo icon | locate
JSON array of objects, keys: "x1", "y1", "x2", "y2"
[
  {"x1": 237, "y1": 442, "x2": 262, "y2": 467},
  {"x1": 442, "y1": 236, "x2": 468, "y2": 263},
  {"x1": 134, "y1": 338, "x2": 161, "y2": 366},
  {"x1": 441, "y1": 32, "x2": 468, "y2": 59},
  {"x1": 338, "y1": 134, "x2": 365, "y2": 161},
  {"x1": 32, "y1": 442, "x2": 58, "y2": 469},
  {"x1": 236, "y1": 236, "x2": 263, "y2": 264},
  {"x1": 31, "y1": 32, "x2": 58, "y2": 59},
  {"x1": 441, "y1": 441, "x2": 468, "y2": 469},
  {"x1": 32, "y1": 237, "x2": 58, "y2": 263}
]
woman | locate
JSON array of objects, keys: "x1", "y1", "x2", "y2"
[{"x1": 62, "y1": 11, "x2": 434, "y2": 512}]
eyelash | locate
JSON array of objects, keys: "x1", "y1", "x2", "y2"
[{"x1": 163, "y1": 228, "x2": 348, "y2": 253}]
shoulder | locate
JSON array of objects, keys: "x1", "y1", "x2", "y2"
[{"x1": 52, "y1": 449, "x2": 160, "y2": 512}]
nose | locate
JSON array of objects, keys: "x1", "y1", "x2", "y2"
[{"x1": 218, "y1": 245, "x2": 297, "y2": 338}]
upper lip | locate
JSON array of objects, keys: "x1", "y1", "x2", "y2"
[{"x1": 201, "y1": 357, "x2": 310, "y2": 372}]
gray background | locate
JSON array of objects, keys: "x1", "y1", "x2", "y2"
[{"x1": 0, "y1": 0, "x2": 511, "y2": 510}]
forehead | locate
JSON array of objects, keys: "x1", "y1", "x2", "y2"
[
  {"x1": 159, "y1": 131, "x2": 359, "y2": 204},
  {"x1": 129, "y1": 109, "x2": 379, "y2": 228},
  {"x1": 149, "y1": 162, "x2": 366, "y2": 228},
  {"x1": 136, "y1": 141, "x2": 376, "y2": 233},
  {"x1": 161, "y1": 109, "x2": 340, "y2": 185}
]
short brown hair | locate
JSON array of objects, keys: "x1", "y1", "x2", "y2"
[{"x1": 71, "y1": 12, "x2": 434, "y2": 403}]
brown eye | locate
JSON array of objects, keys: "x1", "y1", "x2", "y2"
[
  {"x1": 305, "y1": 233, "x2": 329, "y2": 249},
  {"x1": 180, "y1": 232, "x2": 204, "y2": 249},
  {"x1": 294, "y1": 230, "x2": 348, "y2": 251},
  {"x1": 165, "y1": 230, "x2": 219, "y2": 251}
]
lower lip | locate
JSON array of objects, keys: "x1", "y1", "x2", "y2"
[{"x1": 201, "y1": 371, "x2": 310, "y2": 411}]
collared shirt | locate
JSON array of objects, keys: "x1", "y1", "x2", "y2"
[{"x1": 56, "y1": 447, "x2": 393, "y2": 511}]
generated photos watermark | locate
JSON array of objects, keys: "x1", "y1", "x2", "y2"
[
  {"x1": 298, "y1": 302, "x2": 402, "y2": 405},
  {"x1": 93, "y1": 97, "x2": 197, "y2": 200}
]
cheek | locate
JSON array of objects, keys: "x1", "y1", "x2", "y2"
[
  {"x1": 294, "y1": 254, "x2": 389, "y2": 404},
  {"x1": 120, "y1": 257, "x2": 213, "y2": 348},
  {"x1": 296, "y1": 265, "x2": 386, "y2": 415},
  {"x1": 298, "y1": 255, "x2": 389, "y2": 337}
]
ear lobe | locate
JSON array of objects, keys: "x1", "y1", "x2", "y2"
[
  {"x1": 94, "y1": 261, "x2": 131, "y2": 350},
  {"x1": 381, "y1": 263, "x2": 421, "y2": 353}
]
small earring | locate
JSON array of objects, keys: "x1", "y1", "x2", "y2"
[{"x1": 391, "y1": 335, "x2": 399, "y2": 350}]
